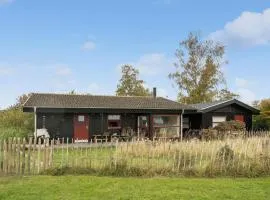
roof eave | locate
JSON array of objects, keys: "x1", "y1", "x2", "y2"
[
  {"x1": 23, "y1": 106, "x2": 196, "y2": 111},
  {"x1": 199, "y1": 99, "x2": 260, "y2": 114}
]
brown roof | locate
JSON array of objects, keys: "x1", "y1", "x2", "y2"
[{"x1": 23, "y1": 93, "x2": 195, "y2": 110}]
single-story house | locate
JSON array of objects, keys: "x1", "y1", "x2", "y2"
[
  {"x1": 23, "y1": 90, "x2": 260, "y2": 141},
  {"x1": 183, "y1": 99, "x2": 260, "y2": 133},
  {"x1": 23, "y1": 89, "x2": 196, "y2": 141}
]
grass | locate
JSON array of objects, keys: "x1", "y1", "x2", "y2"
[{"x1": 0, "y1": 176, "x2": 270, "y2": 200}]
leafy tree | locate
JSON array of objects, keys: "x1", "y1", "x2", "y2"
[
  {"x1": 8, "y1": 93, "x2": 31, "y2": 109},
  {"x1": 253, "y1": 99, "x2": 270, "y2": 130},
  {"x1": 217, "y1": 89, "x2": 240, "y2": 101},
  {"x1": 252, "y1": 100, "x2": 260, "y2": 109},
  {"x1": 169, "y1": 32, "x2": 238, "y2": 104},
  {"x1": 260, "y1": 99, "x2": 270, "y2": 119},
  {"x1": 116, "y1": 64, "x2": 150, "y2": 96},
  {"x1": 0, "y1": 94, "x2": 34, "y2": 139}
]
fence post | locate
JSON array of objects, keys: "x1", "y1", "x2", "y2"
[
  {"x1": 7, "y1": 138, "x2": 12, "y2": 174},
  {"x1": 17, "y1": 138, "x2": 21, "y2": 176},
  {"x1": 32, "y1": 137, "x2": 37, "y2": 175},
  {"x1": 37, "y1": 138, "x2": 41, "y2": 174},
  {"x1": 28, "y1": 137, "x2": 32, "y2": 175},
  {"x1": 43, "y1": 138, "x2": 47, "y2": 171},
  {"x1": 21, "y1": 138, "x2": 26, "y2": 175},
  {"x1": 50, "y1": 138, "x2": 54, "y2": 168},
  {"x1": 3, "y1": 140, "x2": 7, "y2": 175},
  {"x1": 66, "y1": 138, "x2": 69, "y2": 167},
  {"x1": 12, "y1": 138, "x2": 17, "y2": 174}
]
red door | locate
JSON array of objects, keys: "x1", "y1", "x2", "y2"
[
  {"x1": 74, "y1": 114, "x2": 89, "y2": 142},
  {"x1": 234, "y1": 115, "x2": 244, "y2": 122}
]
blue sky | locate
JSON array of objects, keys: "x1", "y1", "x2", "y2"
[{"x1": 0, "y1": 0, "x2": 269, "y2": 108}]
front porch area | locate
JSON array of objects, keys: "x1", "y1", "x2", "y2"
[{"x1": 35, "y1": 112, "x2": 184, "y2": 142}]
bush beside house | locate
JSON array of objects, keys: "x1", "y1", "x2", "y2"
[
  {"x1": 0, "y1": 94, "x2": 34, "y2": 140},
  {"x1": 201, "y1": 120, "x2": 246, "y2": 140}
]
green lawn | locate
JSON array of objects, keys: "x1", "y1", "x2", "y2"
[{"x1": 0, "y1": 176, "x2": 270, "y2": 200}]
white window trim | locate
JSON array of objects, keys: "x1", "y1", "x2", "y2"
[
  {"x1": 212, "y1": 116, "x2": 226, "y2": 127},
  {"x1": 108, "y1": 115, "x2": 121, "y2": 120},
  {"x1": 78, "y1": 115, "x2": 85, "y2": 122}
]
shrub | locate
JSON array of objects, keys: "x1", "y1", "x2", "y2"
[
  {"x1": 214, "y1": 120, "x2": 246, "y2": 132},
  {"x1": 0, "y1": 108, "x2": 33, "y2": 139},
  {"x1": 201, "y1": 129, "x2": 218, "y2": 140},
  {"x1": 42, "y1": 166, "x2": 97, "y2": 176},
  {"x1": 0, "y1": 109, "x2": 34, "y2": 131},
  {"x1": 216, "y1": 144, "x2": 234, "y2": 161},
  {"x1": 253, "y1": 115, "x2": 270, "y2": 130},
  {"x1": 0, "y1": 126, "x2": 30, "y2": 140}
]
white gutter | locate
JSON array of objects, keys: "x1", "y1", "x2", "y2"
[
  {"x1": 180, "y1": 109, "x2": 184, "y2": 142},
  {"x1": 34, "y1": 106, "x2": 37, "y2": 138}
]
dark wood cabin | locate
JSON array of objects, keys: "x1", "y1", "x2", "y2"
[
  {"x1": 183, "y1": 99, "x2": 260, "y2": 135},
  {"x1": 23, "y1": 92, "x2": 196, "y2": 142}
]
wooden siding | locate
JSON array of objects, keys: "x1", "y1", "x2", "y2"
[
  {"x1": 37, "y1": 112, "x2": 182, "y2": 139},
  {"x1": 37, "y1": 113, "x2": 73, "y2": 139},
  {"x1": 201, "y1": 103, "x2": 253, "y2": 130}
]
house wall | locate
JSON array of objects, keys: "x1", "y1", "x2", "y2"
[
  {"x1": 89, "y1": 113, "x2": 103, "y2": 136},
  {"x1": 201, "y1": 103, "x2": 253, "y2": 130},
  {"x1": 37, "y1": 111, "x2": 181, "y2": 139},
  {"x1": 37, "y1": 113, "x2": 73, "y2": 139}
]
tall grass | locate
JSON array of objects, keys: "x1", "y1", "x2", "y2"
[
  {"x1": 0, "y1": 126, "x2": 30, "y2": 140},
  {"x1": 1, "y1": 133, "x2": 270, "y2": 177}
]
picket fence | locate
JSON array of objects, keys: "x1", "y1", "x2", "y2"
[{"x1": 0, "y1": 133, "x2": 270, "y2": 176}]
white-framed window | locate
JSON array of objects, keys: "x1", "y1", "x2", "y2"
[
  {"x1": 108, "y1": 115, "x2": 121, "y2": 129},
  {"x1": 183, "y1": 117, "x2": 190, "y2": 129},
  {"x1": 212, "y1": 116, "x2": 226, "y2": 127},
  {"x1": 108, "y1": 115, "x2": 121, "y2": 120},
  {"x1": 78, "y1": 115, "x2": 85, "y2": 122},
  {"x1": 153, "y1": 115, "x2": 180, "y2": 137}
]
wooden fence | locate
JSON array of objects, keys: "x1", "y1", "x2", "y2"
[{"x1": 1, "y1": 133, "x2": 270, "y2": 176}]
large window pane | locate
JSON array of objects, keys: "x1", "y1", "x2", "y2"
[
  {"x1": 212, "y1": 116, "x2": 226, "y2": 127},
  {"x1": 153, "y1": 115, "x2": 179, "y2": 127},
  {"x1": 108, "y1": 115, "x2": 121, "y2": 129},
  {"x1": 153, "y1": 115, "x2": 180, "y2": 137}
]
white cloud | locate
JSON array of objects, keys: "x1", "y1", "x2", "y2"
[
  {"x1": 55, "y1": 65, "x2": 72, "y2": 76},
  {"x1": 234, "y1": 77, "x2": 257, "y2": 104},
  {"x1": 134, "y1": 53, "x2": 173, "y2": 76},
  {"x1": 210, "y1": 8, "x2": 270, "y2": 47},
  {"x1": 82, "y1": 41, "x2": 96, "y2": 51},
  {"x1": 235, "y1": 77, "x2": 249, "y2": 88},
  {"x1": 116, "y1": 53, "x2": 173, "y2": 76},
  {"x1": 237, "y1": 88, "x2": 256, "y2": 104},
  {"x1": 0, "y1": 0, "x2": 14, "y2": 5}
]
